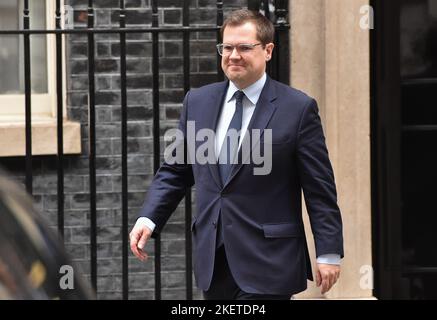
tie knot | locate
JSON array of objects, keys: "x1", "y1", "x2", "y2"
[{"x1": 234, "y1": 90, "x2": 245, "y2": 104}]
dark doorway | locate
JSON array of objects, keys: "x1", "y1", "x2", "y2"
[{"x1": 372, "y1": 0, "x2": 437, "y2": 299}]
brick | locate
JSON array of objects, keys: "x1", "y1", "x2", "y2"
[
  {"x1": 96, "y1": 242, "x2": 115, "y2": 258},
  {"x1": 162, "y1": 288, "x2": 187, "y2": 300},
  {"x1": 70, "y1": 60, "x2": 88, "y2": 74},
  {"x1": 165, "y1": 105, "x2": 182, "y2": 119},
  {"x1": 44, "y1": 194, "x2": 71, "y2": 210},
  {"x1": 125, "y1": 121, "x2": 151, "y2": 137},
  {"x1": 95, "y1": 91, "x2": 120, "y2": 105},
  {"x1": 127, "y1": 290, "x2": 155, "y2": 300},
  {"x1": 161, "y1": 271, "x2": 185, "y2": 289},
  {"x1": 159, "y1": 89, "x2": 184, "y2": 104},
  {"x1": 96, "y1": 123, "x2": 121, "y2": 137},
  {"x1": 111, "y1": 42, "x2": 153, "y2": 57},
  {"x1": 70, "y1": 43, "x2": 88, "y2": 57},
  {"x1": 127, "y1": 174, "x2": 153, "y2": 190},
  {"x1": 164, "y1": 41, "x2": 182, "y2": 57},
  {"x1": 97, "y1": 275, "x2": 115, "y2": 292},
  {"x1": 189, "y1": 8, "x2": 216, "y2": 25},
  {"x1": 70, "y1": 193, "x2": 90, "y2": 209},
  {"x1": 64, "y1": 210, "x2": 87, "y2": 227},
  {"x1": 164, "y1": 74, "x2": 183, "y2": 89},
  {"x1": 95, "y1": 59, "x2": 119, "y2": 73},
  {"x1": 198, "y1": 56, "x2": 217, "y2": 72},
  {"x1": 111, "y1": 9, "x2": 152, "y2": 25},
  {"x1": 161, "y1": 222, "x2": 185, "y2": 240},
  {"x1": 162, "y1": 255, "x2": 186, "y2": 271},
  {"x1": 96, "y1": 9, "x2": 112, "y2": 26},
  {"x1": 116, "y1": 75, "x2": 153, "y2": 89},
  {"x1": 69, "y1": 226, "x2": 91, "y2": 243},
  {"x1": 94, "y1": 0, "x2": 119, "y2": 9},
  {"x1": 162, "y1": 239, "x2": 184, "y2": 255},
  {"x1": 97, "y1": 291, "x2": 122, "y2": 299},
  {"x1": 191, "y1": 40, "x2": 217, "y2": 55},
  {"x1": 127, "y1": 91, "x2": 153, "y2": 106},
  {"x1": 112, "y1": 137, "x2": 154, "y2": 155},
  {"x1": 97, "y1": 43, "x2": 111, "y2": 57},
  {"x1": 126, "y1": 33, "x2": 152, "y2": 41},
  {"x1": 84, "y1": 175, "x2": 113, "y2": 192},
  {"x1": 69, "y1": 75, "x2": 89, "y2": 90},
  {"x1": 64, "y1": 243, "x2": 87, "y2": 260},
  {"x1": 69, "y1": 33, "x2": 87, "y2": 43},
  {"x1": 126, "y1": 58, "x2": 152, "y2": 74},
  {"x1": 96, "y1": 76, "x2": 112, "y2": 90},
  {"x1": 159, "y1": 57, "x2": 183, "y2": 73},
  {"x1": 33, "y1": 174, "x2": 57, "y2": 195},
  {"x1": 94, "y1": 34, "x2": 120, "y2": 43},
  {"x1": 96, "y1": 156, "x2": 121, "y2": 174},
  {"x1": 126, "y1": 192, "x2": 149, "y2": 207},
  {"x1": 112, "y1": 106, "x2": 154, "y2": 123},
  {"x1": 94, "y1": 209, "x2": 116, "y2": 227},
  {"x1": 97, "y1": 226, "x2": 122, "y2": 242},
  {"x1": 163, "y1": 9, "x2": 182, "y2": 25},
  {"x1": 198, "y1": 0, "x2": 217, "y2": 7},
  {"x1": 127, "y1": 106, "x2": 154, "y2": 121},
  {"x1": 96, "y1": 192, "x2": 122, "y2": 208},
  {"x1": 96, "y1": 106, "x2": 113, "y2": 122},
  {"x1": 93, "y1": 139, "x2": 113, "y2": 155},
  {"x1": 128, "y1": 272, "x2": 155, "y2": 290},
  {"x1": 157, "y1": 0, "x2": 186, "y2": 7},
  {"x1": 127, "y1": 155, "x2": 153, "y2": 174},
  {"x1": 191, "y1": 73, "x2": 218, "y2": 88},
  {"x1": 125, "y1": 0, "x2": 143, "y2": 8},
  {"x1": 67, "y1": 92, "x2": 88, "y2": 106},
  {"x1": 128, "y1": 256, "x2": 154, "y2": 273}
]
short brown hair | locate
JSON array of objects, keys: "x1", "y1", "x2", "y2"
[{"x1": 220, "y1": 9, "x2": 274, "y2": 45}]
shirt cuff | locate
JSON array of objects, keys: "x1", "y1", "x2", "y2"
[
  {"x1": 316, "y1": 254, "x2": 341, "y2": 265},
  {"x1": 136, "y1": 217, "x2": 156, "y2": 232}
]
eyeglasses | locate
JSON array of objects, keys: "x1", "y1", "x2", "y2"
[{"x1": 216, "y1": 43, "x2": 262, "y2": 56}]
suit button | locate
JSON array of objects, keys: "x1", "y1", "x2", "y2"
[{"x1": 212, "y1": 221, "x2": 217, "y2": 228}]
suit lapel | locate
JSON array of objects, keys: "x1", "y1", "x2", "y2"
[
  {"x1": 204, "y1": 80, "x2": 229, "y2": 189},
  {"x1": 224, "y1": 76, "x2": 278, "y2": 188}
]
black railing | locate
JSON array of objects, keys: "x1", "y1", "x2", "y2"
[{"x1": 0, "y1": 0, "x2": 289, "y2": 300}]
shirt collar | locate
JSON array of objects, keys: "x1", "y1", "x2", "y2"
[{"x1": 226, "y1": 73, "x2": 267, "y2": 105}]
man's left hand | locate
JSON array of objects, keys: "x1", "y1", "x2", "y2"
[{"x1": 316, "y1": 264, "x2": 341, "y2": 294}]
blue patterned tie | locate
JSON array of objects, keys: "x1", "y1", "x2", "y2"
[{"x1": 218, "y1": 90, "x2": 245, "y2": 185}]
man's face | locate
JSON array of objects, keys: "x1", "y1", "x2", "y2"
[{"x1": 221, "y1": 22, "x2": 274, "y2": 89}]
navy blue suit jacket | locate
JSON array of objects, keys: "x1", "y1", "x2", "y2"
[{"x1": 139, "y1": 76, "x2": 344, "y2": 295}]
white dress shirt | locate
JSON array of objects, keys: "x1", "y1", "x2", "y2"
[{"x1": 137, "y1": 73, "x2": 340, "y2": 265}]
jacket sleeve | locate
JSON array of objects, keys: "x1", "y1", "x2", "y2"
[
  {"x1": 296, "y1": 98, "x2": 344, "y2": 258},
  {"x1": 137, "y1": 91, "x2": 194, "y2": 236}
]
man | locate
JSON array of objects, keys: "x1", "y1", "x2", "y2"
[{"x1": 130, "y1": 9, "x2": 343, "y2": 300}]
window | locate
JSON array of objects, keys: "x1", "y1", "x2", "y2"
[
  {"x1": 0, "y1": 0, "x2": 80, "y2": 156},
  {"x1": 0, "y1": 0, "x2": 57, "y2": 121}
]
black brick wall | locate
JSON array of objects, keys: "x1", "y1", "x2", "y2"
[{"x1": 0, "y1": 0, "x2": 249, "y2": 300}]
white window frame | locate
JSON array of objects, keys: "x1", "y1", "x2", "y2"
[
  {"x1": 0, "y1": 0, "x2": 66, "y2": 123},
  {"x1": 0, "y1": 0, "x2": 81, "y2": 157}
]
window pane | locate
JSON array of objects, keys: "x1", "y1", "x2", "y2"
[
  {"x1": 400, "y1": 0, "x2": 437, "y2": 78},
  {"x1": 0, "y1": 0, "x2": 48, "y2": 94}
]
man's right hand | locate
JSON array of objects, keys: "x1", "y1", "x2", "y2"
[{"x1": 129, "y1": 220, "x2": 152, "y2": 261}]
